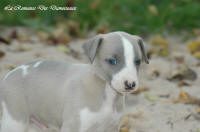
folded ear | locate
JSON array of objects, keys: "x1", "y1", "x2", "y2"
[
  {"x1": 137, "y1": 38, "x2": 149, "y2": 64},
  {"x1": 82, "y1": 35, "x2": 103, "y2": 63}
]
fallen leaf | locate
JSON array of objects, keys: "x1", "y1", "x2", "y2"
[
  {"x1": 37, "y1": 31, "x2": 49, "y2": 41},
  {"x1": 0, "y1": 50, "x2": 5, "y2": 58},
  {"x1": 9, "y1": 30, "x2": 18, "y2": 39},
  {"x1": 150, "y1": 35, "x2": 170, "y2": 56},
  {"x1": 47, "y1": 36, "x2": 59, "y2": 45},
  {"x1": 188, "y1": 41, "x2": 200, "y2": 54},
  {"x1": 0, "y1": 36, "x2": 10, "y2": 45},
  {"x1": 195, "y1": 108, "x2": 200, "y2": 114},
  {"x1": 172, "y1": 90, "x2": 200, "y2": 105},
  {"x1": 174, "y1": 56, "x2": 184, "y2": 63},
  {"x1": 120, "y1": 115, "x2": 131, "y2": 132},
  {"x1": 145, "y1": 92, "x2": 158, "y2": 102},
  {"x1": 167, "y1": 66, "x2": 197, "y2": 81},
  {"x1": 129, "y1": 109, "x2": 145, "y2": 119},
  {"x1": 149, "y1": 66, "x2": 160, "y2": 77},
  {"x1": 6, "y1": 65, "x2": 16, "y2": 70},
  {"x1": 151, "y1": 34, "x2": 169, "y2": 48},
  {"x1": 184, "y1": 114, "x2": 192, "y2": 120},
  {"x1": 159, "y1": 48, "x2": 170, "y2": 56},
  {"x1": 120, "y1": 115, "x2": 130, "y2": 129},
  {"x1": 193, "y1": 51, "x2": 200, "y2": 59},
  {"x1": 120, "y1": 129, "x2": 130, "y2": 132},
  {"x1": 120, "y1": 110, "x2": 144, "y2": 132},
  {"x1": 178, "y1": 81, "x2": 191, "y2": 87},
  {"x1": 56, "y1": 45, "x2": 70, "y2": 53},
  {"x1": 192, "y1": 113, "x2": 200, "y2": 120},
  {"x1": 132, "y1": 85, "x2": 149, "y2": 95}
]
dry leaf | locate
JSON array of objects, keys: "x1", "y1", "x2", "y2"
[
  {"x1": 120, "y1": 128, "x2": 130, "y2": 132},
  {"x1": 9, "y1": 30, "x2": 18, "y2": 39},
  {"x1": 151, "y1": 35, "x2": 169, "y2": 48},
  {"x1": 188, "y1": 41, "x2": 200, "y2": 54},
  {"x1": 132, "y1": 85, "x2": 149, "y2": 95},
  {"x1": 167, "y1": 66, "x2": 197, "y2": 81},
  {"x1": 6, "y1": 65, "x2": 16, "y2": 70},
  {"x1": 178, "y1": 81, "x2": 190, "y2": 87},
  {"x1": 144, "y1": 92, "x2": 158, "y2": 102},
  {"x1": 120, "y1": 115, "x2": 131, "y2": 132},
  {"x1": 56, "y1": 45, "x2": 69, "y2": 53},
  {"x1": 37, "y1": 31, "x2": 49, "y2": 41},
  {"x1": 149, "y1": 66, "x2": 160, "y2": 77},
  {"x1": 120, "y1": 115, "x2": 130, "y2": 128},
  {"x1": 172, "y1": 90, "x2": 200, "y2": 105},
  {"x1": 0, "y1": 36, "x2": 10, "y2": 45},
  {"x1": 195, "y1": 108, "x2": 200, "y2": 114},
  {"x1": 159, "y1": 49, "x2": 170, "y2": 56},
  {"x1": 150, "y1": 35, "x2": 170, "y2": 56},
  {"x1": 193, "y1": 51, "x2": 200, "y2": 59},
  {"x1": 0, "y1": 50, "x2": 5, "y2": 58},
  {"x1": 174, "y1": 56, "x2": 184, "y2": 63}
]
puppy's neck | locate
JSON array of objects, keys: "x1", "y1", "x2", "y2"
[{"x1": 84, "y1": 66, "x2": 125, "y2": 113}]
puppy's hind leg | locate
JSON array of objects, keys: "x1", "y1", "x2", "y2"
[{"x1": 0, "y1": 102, "x2": 27, "y2": 132}]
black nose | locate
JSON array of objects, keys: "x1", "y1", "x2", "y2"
[{"x1": 124, "y1": 80, "x2": 136, "y2": 90}]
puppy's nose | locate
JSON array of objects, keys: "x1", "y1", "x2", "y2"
[{"x1": 124, "y1": 80, "x2": 136, "y2": 90}]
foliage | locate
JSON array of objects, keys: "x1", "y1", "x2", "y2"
[{"x1": 0, "y1": 0, "x2": 200, "y2": 35}]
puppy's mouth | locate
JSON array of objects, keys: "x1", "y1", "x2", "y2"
[{"x1": 110, "y1": 86, "x2": 137, "y2": 95}]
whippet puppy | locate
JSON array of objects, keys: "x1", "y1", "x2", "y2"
[{"x1": 0, "y1": 31, "x2": 149, "y2": 132}]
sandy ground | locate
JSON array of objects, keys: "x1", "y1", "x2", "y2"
[{"x1": 0, "y1": 29, "x2": 200, "y2": 132}]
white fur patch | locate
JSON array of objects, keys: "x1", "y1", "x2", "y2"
[
  {"x1": 111, "y1": 33, "x2": 138, "y2": 93},
  {"x1": 121, "y1": 35, "x2": 135, "y2": 69},
  {"x1": 33, "y1": 60, "x2": 43, "y2": 68},
  {"x1": 79, "y1": 84, "x2": 118, "y2": 132},
  {"x1": 3, "y1": 65, "x2": 29, "y2": 81},
  {"x1": 1, "y1": 102, "x2": 26, "y2": 132}
]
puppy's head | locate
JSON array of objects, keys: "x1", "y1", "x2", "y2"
[{"x1": 83, "y1": 31, "x2": 149, "y2": 94}]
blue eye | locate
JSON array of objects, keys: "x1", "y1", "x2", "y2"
[
  {"x1": 135, "y1": 59, "x2": 141, "y2": 66},
  {"x1": 108, "y1": 58, "x2": 117, "y2": 65}
]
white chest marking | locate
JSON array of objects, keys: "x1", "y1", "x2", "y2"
[
  {"x1": 33, "y1": 60, "x2": 43, "y2": 68},
  {"x1": 79, "y1": 84, "x2": 117, "y2": 132},
  {"x1": 3, "y1": 65, "x2": 29, "y2": 81}
]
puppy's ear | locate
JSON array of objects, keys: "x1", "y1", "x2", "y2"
[
  {"x1": 83, "y1": 35, "x2": 103, "y2": 63},
  {"x1": 137, "y1": 38, "x2": 149, "y2": 64}
]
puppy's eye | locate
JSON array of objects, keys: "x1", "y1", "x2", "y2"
[
  {"x1": 107, "y1": 58, "x2": 117, "y2": 65},
  {"x1": 135, "y1": 59, "x2": 141, "y2": 66}
]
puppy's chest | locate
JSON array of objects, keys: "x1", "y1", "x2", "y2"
[{"x1": 79, "y1": 89, "x2": 122, "y2": 132}]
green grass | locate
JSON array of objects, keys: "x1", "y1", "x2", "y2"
[{"x1": 0, "y1": 0, "x2": 200, "y2": 35}]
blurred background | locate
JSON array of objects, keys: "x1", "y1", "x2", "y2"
[
  {"x1": 1, "y1": 0, "x2": 200, "y2": 36},
  {"x1": 0, "y1": 0, "x2": 200, "y2": 132}
]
